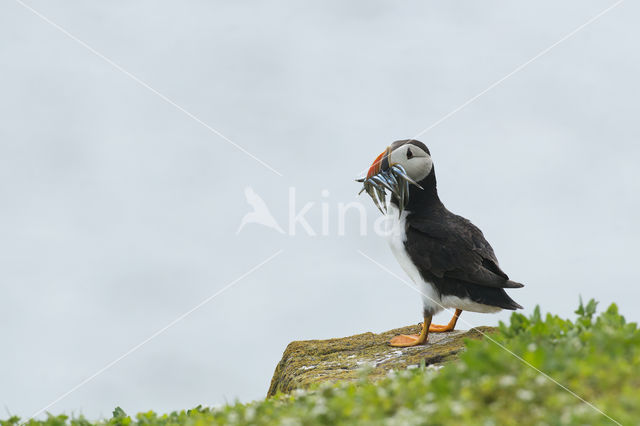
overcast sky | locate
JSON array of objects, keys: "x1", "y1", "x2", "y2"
[{"x1": 1, "y1": 0, "x2": 638, "y2": 420}]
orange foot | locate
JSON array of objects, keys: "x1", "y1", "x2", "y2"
[
  {"x1": 389, "y1": 315, "x2": 432, "y2": 347},
  {"x1": 389, "y1": 334, "x2": 427, "y2": 347},
  {"x1": 429, "y1": 323, "x2": 455, "y2": 332},
  {"x1": 428, "y1": 309, "x2": 462, "y2": 333}
]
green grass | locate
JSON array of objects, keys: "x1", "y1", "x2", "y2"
[{"x1": 5, "y1": 300, "x2": 638, "y2": 425}]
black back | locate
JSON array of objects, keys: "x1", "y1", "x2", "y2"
[{"x1": 394, "y1": 160, "x2": 523, "y2": 312}]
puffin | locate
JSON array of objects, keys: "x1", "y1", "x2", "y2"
[{"x1": 358, "y1": 139, "x2": 524, "y2": 347}]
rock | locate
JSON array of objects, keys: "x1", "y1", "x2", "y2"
[{"x1": 267, "y1": 324, "x2": 496, "y2": 397}]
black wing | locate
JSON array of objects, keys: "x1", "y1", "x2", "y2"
[{"x1": 405, "y1": 213, "x2": 523, "y2": 289}]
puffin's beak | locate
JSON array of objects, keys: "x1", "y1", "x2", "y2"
[{"x1": 366, "y1": 147, "x2": 390, "y2": 180}]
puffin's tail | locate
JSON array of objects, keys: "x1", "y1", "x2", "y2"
[
  {"x1": 505, "y1": 280, "x2": 524, "y2": 288},
  {"x1": 466, "y1": 284, "x2": 524, "y2": 310},
  {"x1": 495, "y1": 289, "x2": 523, "y2": 310}
]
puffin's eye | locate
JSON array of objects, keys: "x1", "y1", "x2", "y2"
[{"x1": 406, "y1": 147, "x2": 413, "y2": 159}]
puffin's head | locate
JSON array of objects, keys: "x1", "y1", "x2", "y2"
[
  {"x1": 357, "y1": 139, "x2": 433, "y2": 214},
  {"x1": 366, "y1": 140, "x2": 433, "y2": 182}
]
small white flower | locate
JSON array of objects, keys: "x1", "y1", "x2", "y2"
[
  {"x1": 400, "y1": 370, "x2": 413, "y2": 379},
  {"x1": 499, "y1": 375, "x2": 517, "y2": 387},
  {"x1": 450, "y1": 401, "x2": 464, "y2": 415},
  {"x1": 534, "y1": 375, "x2": 547, "y2": 386},
  {"x1": 517, "y1": 389, "x2": 535, "y2": 401},
  {"x1": 244, "y1": 406, "x2": 255, "y2": 421},
  {"x1": 572, "y1": 404, "x2": 589, "y2": 415},
  {"x1": 311, "y1": 399, "x2": 327, "y2": 416},
  {"x1": 279, "y1": 417, "x2": 302, "y2": 426},
  {"x1": 227, "y1": 412, "x2": 239, "y2": 424},
  {"x1": 422, "y1": 403, "x2": 438, "y2": 415},
  {"x1": 293, "y1": 389, "x2": 307, "y2": 397}
]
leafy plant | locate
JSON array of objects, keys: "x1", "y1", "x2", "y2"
[{"x1": 8, "y1": 300, "x2": 638, "y2": 425}]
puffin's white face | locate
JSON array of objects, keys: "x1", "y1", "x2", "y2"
[
  {"x1": 388, "y1": 143, "x2": 433, "y2": 183},
  {"x1": 359, "y1": 140, "x2": 433, "y2": 214}
]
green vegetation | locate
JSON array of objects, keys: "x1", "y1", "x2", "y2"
[{"x1": 4, "y1": 300, "x2": 638, "y2": 425}]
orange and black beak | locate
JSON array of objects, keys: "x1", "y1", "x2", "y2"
[{"x1": 366, "y1": 147, "x2": 391, "y2": 180}]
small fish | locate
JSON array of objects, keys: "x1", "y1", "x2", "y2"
[{"x1": 358, "y1": 164, "x2": 422, "y2": 215}]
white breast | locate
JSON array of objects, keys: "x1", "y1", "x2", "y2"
[{"x1": 385, "y1": 205, "x2": 443, "y2": 316}]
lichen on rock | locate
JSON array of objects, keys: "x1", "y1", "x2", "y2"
[{"x1": 267, "y1": 324, "x2": 496, "y2": 397}]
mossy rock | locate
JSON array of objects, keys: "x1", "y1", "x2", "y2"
[{"x1": 267, "y1": 324, "x2": 496, "y2": 397}]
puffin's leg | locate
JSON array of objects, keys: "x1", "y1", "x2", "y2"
[
  {"x1": 389, "y1": 315, "x2": 432, "y2": 347},
  {"x1": 429, "y1": 309, "x2": 462, "y2": 333}
]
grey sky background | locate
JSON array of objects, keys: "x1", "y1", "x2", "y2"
[{"x1": 1, "y1": 0, "x2": 638, "y2": 419}]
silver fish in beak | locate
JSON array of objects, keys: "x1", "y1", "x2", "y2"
[{"x1": 356, "y1": 147, "x2": 423, "y2": 215}]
